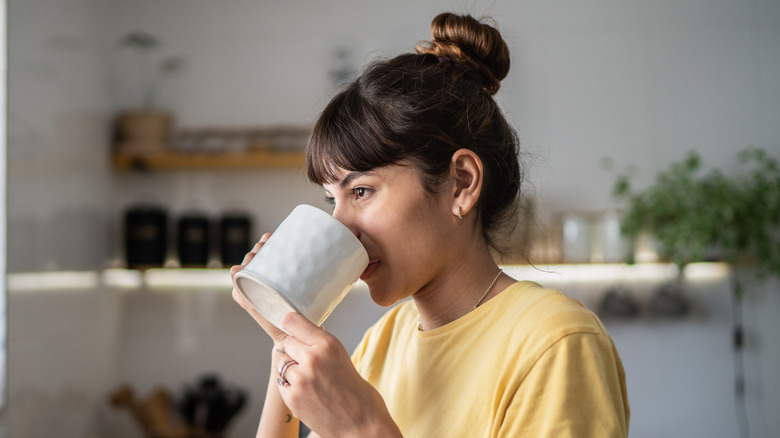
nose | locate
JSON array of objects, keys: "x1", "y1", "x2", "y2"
[{"x1": 332, "y1": 204, "x2": 361, "y2": 239}]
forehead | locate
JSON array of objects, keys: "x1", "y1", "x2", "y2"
[
  {"x1": 323, "y1": 162, "x2": 418, "y2": 190},
  {"x1": 328, "y1": 169, "x2": 377, "y2": 190}
]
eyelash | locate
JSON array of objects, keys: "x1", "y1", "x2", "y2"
[
  {"x1": 351, "y1": 187, "x2": 370, "y2": 199},
  {"x1": 323, "y1": 187, "x2": 371, "y2": 206}
]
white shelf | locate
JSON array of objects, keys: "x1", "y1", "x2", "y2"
[
  {"x1": 503, "y1": 262, "x2": 729, "y2": 285},
  {"x1": 6, "y1": 263, "x2": 730, "y2": 292}
]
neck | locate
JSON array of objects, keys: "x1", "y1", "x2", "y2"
[{"x1": 413, "y1": 244, "x2": 507, "y2": 331}]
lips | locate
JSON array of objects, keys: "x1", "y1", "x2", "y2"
[{"x1": 360, "y1": 259, "x2": 380, "y2": 281}]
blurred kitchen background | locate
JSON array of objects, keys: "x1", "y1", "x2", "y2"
[{"x1": 2, "y1": 0, "x2": 780, "y2": 437}]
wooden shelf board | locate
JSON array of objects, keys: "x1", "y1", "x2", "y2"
[{"x1": 112, "y1": 149, "x2": 306, "y2": 171}]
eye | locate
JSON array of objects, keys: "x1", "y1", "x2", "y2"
[
  {"x1": 351, "y1": 187, "x2": 371, "y2": 199},
  {"x1": 323, "y1": 195, "x2": 335, "y2": 206}
]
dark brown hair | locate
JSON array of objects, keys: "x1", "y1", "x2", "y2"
[{"x1": 306, "y1": 12, "x2": 521, "y2": 250}]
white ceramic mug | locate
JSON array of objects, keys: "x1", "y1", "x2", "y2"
[{"x1": 233, "y1": 204, "x2": 368, "y2": 332}]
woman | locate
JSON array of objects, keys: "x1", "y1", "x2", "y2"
[{"x1": 231, "y1": 12, "x2": 630, "y2": 437}]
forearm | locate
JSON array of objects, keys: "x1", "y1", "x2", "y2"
[
  {"x1": 256, "y1": 349, "x2": 300, "y2": 438},
  {"x1": 254, "y1": 313, "x2": 404, "y2": 438}
]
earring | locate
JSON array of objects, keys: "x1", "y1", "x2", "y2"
[{"x1": 456, "y1": 206, "x2": 463, "y2": 220}]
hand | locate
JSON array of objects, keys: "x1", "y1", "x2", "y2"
[
  {"x1": 276, "y1": 312, "x2": 402, "y2": 437},
  {"x1": 230, "y1": 233, "x2": 288, "y2": 346}
]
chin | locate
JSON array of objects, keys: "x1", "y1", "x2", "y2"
[{"x1": 367, "y1": 285, "x2": 404, "y2": 308}]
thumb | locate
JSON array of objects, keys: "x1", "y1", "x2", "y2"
[{"x1": 281, "y1": 312, "x2": 323, "y2": 346}]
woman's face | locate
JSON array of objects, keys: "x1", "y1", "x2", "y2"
[{"x1": 323, "y1": 162, "x2": 459, "y2": 307}]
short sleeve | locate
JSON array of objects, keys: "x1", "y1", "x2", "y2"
[{"x1": 497, "y1": 331, "x2": 630, "y2": 438}]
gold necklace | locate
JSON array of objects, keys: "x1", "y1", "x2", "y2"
[
  {"x1": 417, "y1": 268, "x2": 503, "y2": 331},
  {"x1": 472, "y1": 268, "x2": 504, "y2": 310}
]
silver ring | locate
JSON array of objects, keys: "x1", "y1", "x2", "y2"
[{"x1": 277, "y1": 359, "x2": 298, "y2": 386}]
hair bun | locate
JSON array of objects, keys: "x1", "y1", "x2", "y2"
[{"x1": 415, "y1": 12, "x2": 510, "y2": 94}]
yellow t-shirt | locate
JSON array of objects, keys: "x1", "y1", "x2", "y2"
[{"x1": 351, "y1": 281, "x2": 630, "y2": 437}]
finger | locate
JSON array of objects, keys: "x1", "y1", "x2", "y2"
[
  {"x1": 233, "y1": 288, "x2": 290, "y2": 340},
  {"x1": 282, "y1": 336, "x2": 317, "y2": 369},
  {"x1": 231, "y1": 233, "x2": 274, "y2": 279},
  {"x1": 231, "y1": 287, "x2": 253, "y2": 311},
  {"x1": 232, "y1": 288, "x2": 263, "y2": 322},
  {"x1": 281, "y1": 312, "x2": 326, "y2": 346},
  {"x1": 242, "y1": 233, "x2": 273, "y2": 264},
  {"x1": 277, "y1": 358, "x2": 300, "y2": 388},
  {"x1": 229, "y1": 264, "x2": 243, "y2": 280},
  {"x1": 241, "y1": 248, "x2": 257, "y2": 265}
]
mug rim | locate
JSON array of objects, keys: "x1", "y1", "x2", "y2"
[{"x1": 234, "y1": 269, "x2": 303, "y2": 332}]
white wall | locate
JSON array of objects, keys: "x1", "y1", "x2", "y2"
[
  {"x1": 0, "y1": 0, "x2": 7, "y2": 422},
  {"x1": 11, "y1": 0, "x2": 778, "y2": 267},
  {"x1": 5, "y1": 0, "x2": 780, "y2": 437},
  {"x1": 7, "y1": 0, "x2": 115, "y2": 273},
  {"x1": 104, "y1": 0, "x2": 780, "y2": 221},
  {"x1": 5, "y1": 0, "x2": 119, "y2": 435},
  {"x1": 742, "y1": 275, "x2": 780, "y2": 438}
]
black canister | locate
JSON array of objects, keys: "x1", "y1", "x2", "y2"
[
  {"x1": 124, "y1": 205, "x2": 168, "y2": 269},
  {"x1": 220, "y1": 214, "x2": 252, "y2": 266},
  {"x1": 177, "y1": 214, "x2": 211, "y2": 267}
]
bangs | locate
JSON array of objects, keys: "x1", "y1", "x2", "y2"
[{"x1": 306, "y1": 82, "x2": 407, "y2": 185}]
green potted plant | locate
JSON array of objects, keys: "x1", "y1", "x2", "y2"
[
  {"x1": 115, "y1": 31, "x2": 186, "y2": 154},
  {"x1": 611, "y1": 146, "x2": 780, "y2": 298},
  {"x1": 612, "y1": 147, "x2": 778, "y2": 431}
]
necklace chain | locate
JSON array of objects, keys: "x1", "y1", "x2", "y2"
[
  {"x1": 472, "y1": 268, "x2": 503, "y2": 310},
  {"x1": 417, "y1": 268, "x2": 503, "y2": 331}
]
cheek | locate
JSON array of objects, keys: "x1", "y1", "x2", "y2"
[
  {"x1": 373, "y1": 204, "x2": 446, "y2": 261},
  {"x1": 362, "y1": 214, "x2": 404, "y2": 252}
]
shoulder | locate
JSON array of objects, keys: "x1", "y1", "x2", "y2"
[
  {"x1": 496, "y1": 284, "x2": 630, "y2": 435},
  {"x1": 494, "y1": 281, "x2": 606, "y2": 336},
  {"x1": 482, "y1": 281, "x2": 612, "y2": 365}
]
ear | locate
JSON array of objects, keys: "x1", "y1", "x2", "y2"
[{"x1": 449, "y1": 149, "x2": 483, "y2": 218}]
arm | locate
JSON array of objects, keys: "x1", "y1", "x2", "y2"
[
  {"x1": 231, "y1": 237, "x2": 402, "y2": 437},
  {"x1": 276, "y1": 312, "x2": 403, "y2": 437},
  {"x1": 230, "y1": 234, "x2": 300, "y2": 438},
  {"x1": 255, "y1": 347, "x2": 300, "y2": 438},
  {"x1": 499, "y1": 332, "x2": 630, "y2": 438}
]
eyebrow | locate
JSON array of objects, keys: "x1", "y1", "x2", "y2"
[{"x1": 339, "y1": 171, "x2": 375, "y2": 189}]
